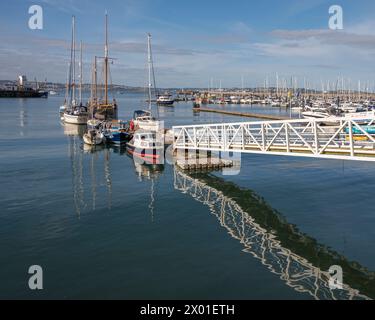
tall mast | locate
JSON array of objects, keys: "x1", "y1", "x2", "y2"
[
  {"x1": 65, "y1": 64, "x2": 69, "y2": 104},
  {"x1": 94, "y1": 56, "x2": 98, "y2": 101},
  {"x1": 90, "y1": 56, "x2": 97, "y2": 118},
  {"x1": 358, "y1": 80, "x2": 361, "y2": 101},
  {"x1": 147, "y1": 33, "x2": 152, "y2": 110},
  {"x1": 276, "y1": 72, "x2": 279, "y2": 97},
  {"x1": 104, "y1": 12, "x2": 109, "y2": 105},
  {"x1": 94, "y1": 56, "x2": 97, "y2": 104},
  {"x1": 72, "y1": 15, "x2": 76, "y2": 105},
  {"x1": 79, "y1": 40, "x2": 83, "y2": 105}
]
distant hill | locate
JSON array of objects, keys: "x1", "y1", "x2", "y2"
[{"x1": 0, "y1": 80, "x2": 146, "y2": 92}]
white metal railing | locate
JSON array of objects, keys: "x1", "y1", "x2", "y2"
[{"x1": 173, "y1": 117, "x2": 375, "y2": 161}]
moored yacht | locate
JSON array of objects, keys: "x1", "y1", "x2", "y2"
[
  {"x1": 157, "y1": 93, "x2": 174, "y2": 105},
  {"x1": 131, "y1": 34, "x2": 162, "y2": 133},
  {"x1": 87, "y1": 14, "x2": 118, "y2": 122},
  {"x1": 302, "y1": 109, "x2": 332, "y2": 120},
  {"x1": 64, "y1": 105, "x2": 89, "y2": 124},
  {"x1": 62, "y1": 17, "x2": 88, "y2": 125},
  {"x1": 302, "y1": 107, "x2": 375, "y2": 123},
  {"x1": 132, "y1": 110, "x2": 161, "y2": 132},
  {"x1": 230, "y1": 96, "x2": 240, "y2": 104},
  {"x1": 342, "y1": 110, "x2": 375, "y2": 122}
]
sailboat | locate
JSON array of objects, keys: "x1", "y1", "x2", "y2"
[
  {"x1": 132, "y1": 33, "x2": 161, "y2": 132},
  {"x1": 49, "y1": 83, "x2": 58, "y2": 96},
  {"x1": 88, "y1": 13, "x2": 118, "y2": 122},
  {"x1": 63, "y1": 16, "x2": 89, "y2": 125},
  {"x1": 127, "y1": 34, "x2": 165, "y2": 163}
]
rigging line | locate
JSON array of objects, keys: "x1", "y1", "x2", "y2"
[
  {"x1": 143, "y1": 41, "x2": 149, "y2": 107},
  {"x1": 149, "y1": 35, "x2": 159, "y2": 118},
  {"x1": 99, "y1": 59, "x2": 105, "y2": 101},
  {"x1": 65, "y1": 62, "x2": 71, "y2": 104},
  {"x1": 143, "y1": 37, "x2": 151, "y2": 107},
  {"x1": 143, "y1": 61, "x2": 148, "y2": 106},
  {"x1": 108, "y1": 64, "x2": 114, "y2": 102}
]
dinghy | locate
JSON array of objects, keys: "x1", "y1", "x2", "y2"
[{"x1": 83, "y1": 129, "x2": 105, "y2": 146}]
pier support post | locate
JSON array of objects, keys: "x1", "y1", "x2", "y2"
[
  {"x1": 285, "y1": 123, "x2": 290, "y2": 153},
  {"x1": 314, "y1": 121, "x2": 319, "y2": 154},
  {"x1": 348, "y1": 121, "x2": 355, "y2": 157}
]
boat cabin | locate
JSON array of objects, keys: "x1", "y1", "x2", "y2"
[
  {"x1": 133, "y1": 110, "x2": 155, "y2": 121},
  {"x1": 133, "y1": 131, "x2": 163, "y2": 149}
]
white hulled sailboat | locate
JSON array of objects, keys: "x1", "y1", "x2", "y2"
[
  {"x1": 132, "y1": 33, "x2": 161, "y2": 132},
  {"x1": 63, "y1": 16, "x2": 88, "y2": 125}
]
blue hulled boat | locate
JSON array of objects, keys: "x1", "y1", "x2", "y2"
[{"x1": 103, "y1": 120, "x2": 133, "y2": 145}]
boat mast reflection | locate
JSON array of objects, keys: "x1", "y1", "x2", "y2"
[
  {"x1": 68, "y1": 134, "x2": 86, "y2": 217},
  {"x1": 132, "y1": 157, "x2": 164, "y2": 222},
  {"x1": 174, "y1": 169, "x2": 374, "y2": 300},
  {"x1": 63, "y1": 122, "x2": 86, "y2": 137},
  {"x1": 66, "y1": 124, "x2": 113, "y2": 216},
  {"x1": 104, "y1": 148, "x2": 112, "y2": 210}
]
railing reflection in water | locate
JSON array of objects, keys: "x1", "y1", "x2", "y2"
[{"x1": 174, "y1": 169, "x2": 373, "y2": 300}]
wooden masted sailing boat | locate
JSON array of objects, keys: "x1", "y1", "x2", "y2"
[
  {"x1": 88, "y1": 13, "x2": 118, "y2": 122},
  {"x1": 63, "y1": 16, "x2": 89, "y2": 125}
]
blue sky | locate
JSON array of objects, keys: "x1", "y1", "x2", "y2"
[{"x1": 1, "y1": 0, "x2": 375, "y2": 88}]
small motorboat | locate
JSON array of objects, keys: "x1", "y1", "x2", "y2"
[
  {"x1": 343, "y1": 110, "x2": 375, "y2": 122},
  {"x1": 126, "y1": 130, "x2": 164, "y2": 165},
  {"x1": 103, "y1": 120, "x2": 132, "y2": 145},
  {"x1": 83, "y1": 129, "x2": 105, "y2": 146},
  {"x1": 157, "y1": 93, "x2": 174, "y2": 106},
  {"x1": 302, "y1": 106, "x2": 337, "y2": 120}
]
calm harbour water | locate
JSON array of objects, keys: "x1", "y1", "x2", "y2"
[{"x1": 0, "y1": 93, "x2": 374, "y2": 300}]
